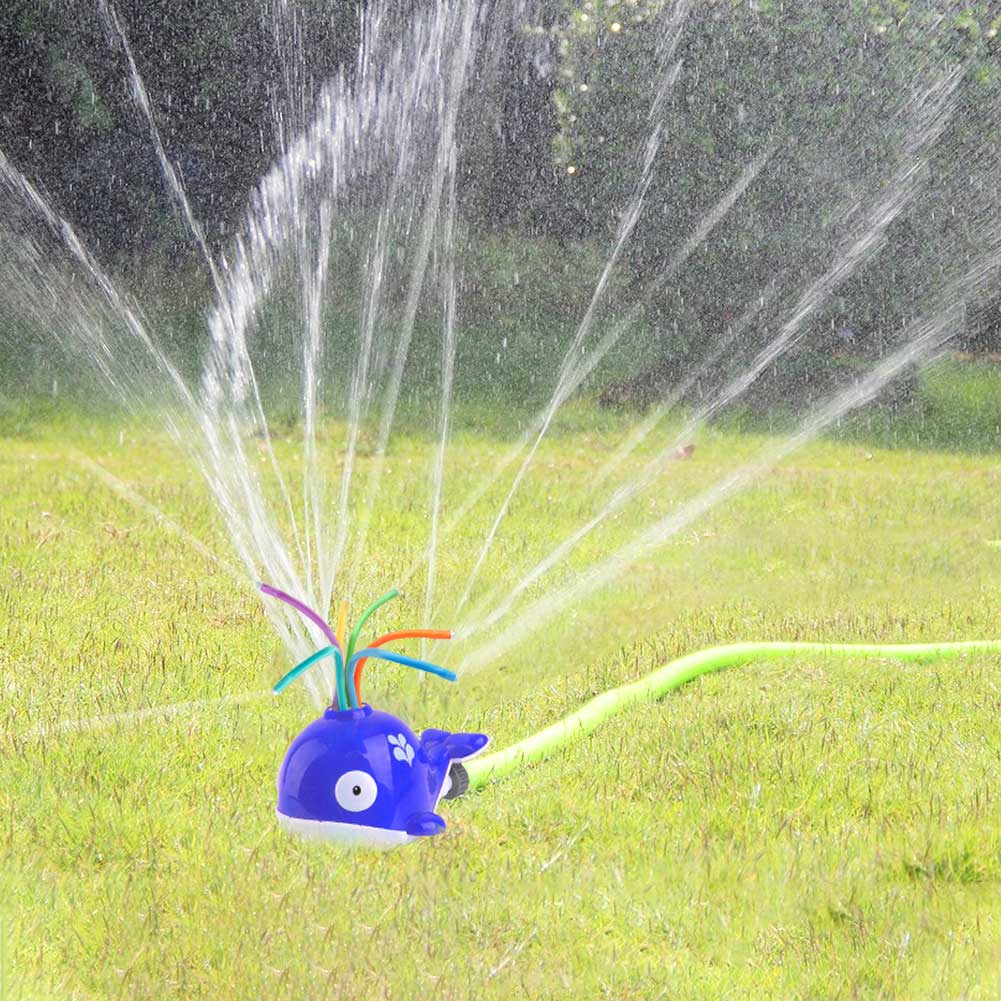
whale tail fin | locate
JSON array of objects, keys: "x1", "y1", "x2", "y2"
[
  {"x1": 444, "y1": 732, "x2": 489, "y2": 761},
  {"x1": 422, "y1": 728, "x2": 489, "y2": 763}
]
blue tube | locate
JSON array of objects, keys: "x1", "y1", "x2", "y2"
[{"x1": 346, "y1": 648, "x2": 458, "y2": 690}]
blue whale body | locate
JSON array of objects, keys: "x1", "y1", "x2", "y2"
[{"x1": 276, "y1": 704, "x2": 489, "y2": 848}]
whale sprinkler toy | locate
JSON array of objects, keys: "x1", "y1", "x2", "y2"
[
  {"x1": 262, "y1": 582, "x2": 1001, "y2": 850},
  {"x1": 261, "y1": 583, "x2": 488, "y2": 848}
]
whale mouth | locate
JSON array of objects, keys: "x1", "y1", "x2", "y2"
[{"x1": 276, "y1": 810, "x2": 414, "y2": 850}]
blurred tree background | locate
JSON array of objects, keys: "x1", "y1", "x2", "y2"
[{"x1": 1, "y1": 0, "x2": 1000, "y2": 409}]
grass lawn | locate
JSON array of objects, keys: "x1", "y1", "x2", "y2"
[{"x1": 2, "y1": 400, "x2": 1001, "y2": 999}]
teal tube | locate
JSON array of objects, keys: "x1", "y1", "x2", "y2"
[
  {"x1": 273, "y1": 644, "x2": 347, "y2": 710},
  {"x1": 464, "y1": 640, "x2": 1001, "y2": 792},
  {"x1": 332, "y1": 647, "x2": 348, "y2": 710},
  {"x1": 273, "y1": 645, "x2": 335, "y2": 694}
]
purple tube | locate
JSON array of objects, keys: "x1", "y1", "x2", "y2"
[{"x1": 258, "y1": 582, "x2": 340, "y2": 650}]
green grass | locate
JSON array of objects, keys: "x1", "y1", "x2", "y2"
[{"x1": 3, "y1": 400, "x2": 1001, "y2": 999}]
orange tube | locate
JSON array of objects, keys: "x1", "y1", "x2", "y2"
[{"x1": 353, "y1": 630, "x2": 452, "y2": 705}]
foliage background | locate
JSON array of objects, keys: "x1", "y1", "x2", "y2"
[{"x1": 2, "y1": 1, "x2": 1001, "y2": 408}]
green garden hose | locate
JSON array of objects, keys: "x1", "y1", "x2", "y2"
[{"x1": 464, "y1": 640, "x2": 1001, "y2": 791}]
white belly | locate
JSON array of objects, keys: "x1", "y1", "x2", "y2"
[{"x1": 276, "y1": 809, "x2": 415, "y2": 849}]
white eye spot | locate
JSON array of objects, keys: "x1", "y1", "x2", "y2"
[{"x1": 334, "y1": 771, "x2": 377, "y2": 812}]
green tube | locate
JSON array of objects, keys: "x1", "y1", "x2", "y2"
[
  {"x1": 464, "y1": 640, "x2": 1001, "y2": 792},
  {"x1": 347, "y1": 588, "x2": 400, "y2": 662}
]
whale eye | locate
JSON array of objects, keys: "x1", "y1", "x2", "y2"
[{"x1": 334, "y1": 770, "x2": 377, "y2": 812}]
